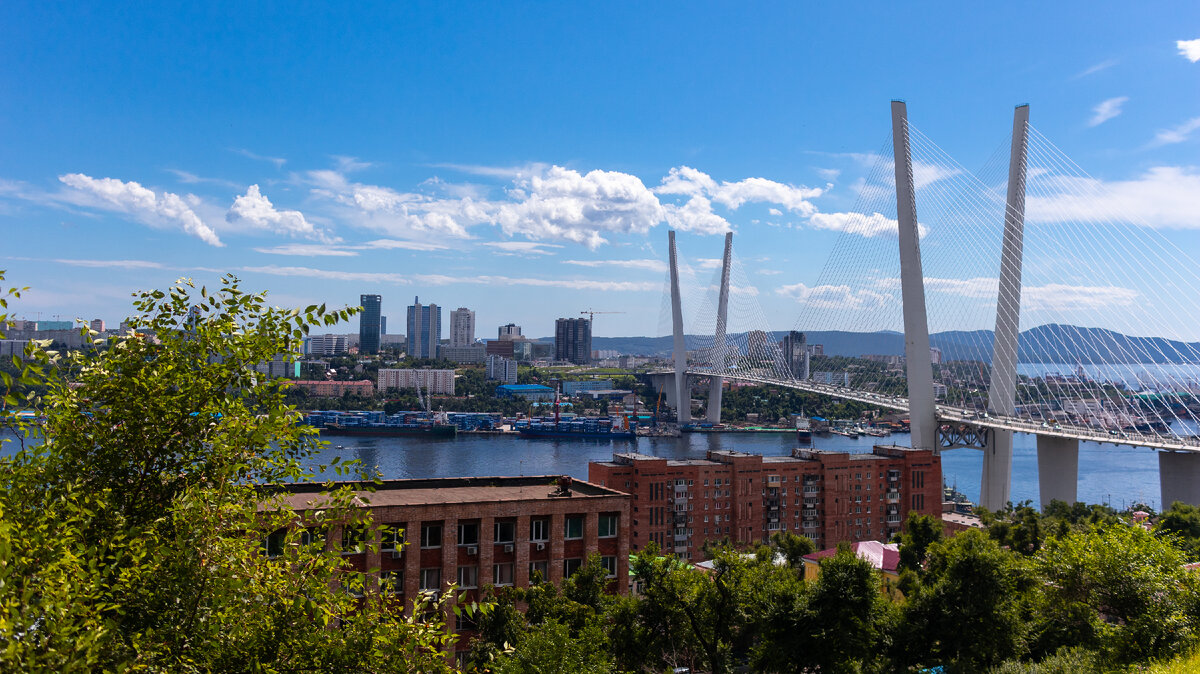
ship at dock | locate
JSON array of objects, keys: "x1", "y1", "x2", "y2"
[
  {"x1": 305, "y1": 410, "x2": 458, "y2": 438},
  {"x1": 517, "y1": 415, "x2": 636, "y2": 440}
]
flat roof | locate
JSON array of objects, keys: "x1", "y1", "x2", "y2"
[{"x1": 264, "y1": 475, "x2": 627, "y2": 511}]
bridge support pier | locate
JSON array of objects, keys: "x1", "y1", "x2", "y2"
[
  {"x1": 706, "y1": 232, "x2": 734, "y2": 424},
  {"x1": 981, "y1": 430, "x2": 1014, "y2": 511},
  {"x1": 1037, "y1": 435, "x2": 1078, "y2": 508},
  {"x1": 1160, "y1": 451, "x2": 1200, "y2": 508}
]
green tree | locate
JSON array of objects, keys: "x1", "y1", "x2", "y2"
[
  {"x1": 1032, "y1": 523, "x2": 1200, "y2": 664},
  {"x1": 1157, "y1": 501, "x2": 1200, "y2": 561},
  {"x1": 0, "y1": 274, "x2": 476, "y2": 672},
  {"x1": 896, "y1": 511, "x2": 943, "y2": 573},
  {"x1": 898, "y1": 529, "x2": 1030, "y2": 671}
]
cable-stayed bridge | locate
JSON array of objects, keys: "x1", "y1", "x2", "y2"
[{"x1": 653, "y1": 101, "x2": 1200, "y2": 512}]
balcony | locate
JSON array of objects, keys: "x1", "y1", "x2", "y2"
[
  {"x1": 802, "y1": 522, "x2": 818, "y2": 530},
  {"x1": 674, "y1": 533, "x2": 689, "y2": 542},
  {"x1": 802, "y1": 486, "x2": 820, "y2": 494},
  {"x1": 802, "y1": 509, "x2": 818, "y2": 518},
  {"x1": 886, "y1": 516, "x2": 901, "y2": 524},
  {"x1": 886, "y1": 492, "x2": 900, "y2": 503},
  {"x1": 804, "y1": 498, "x2": 819, "y2": 506}
]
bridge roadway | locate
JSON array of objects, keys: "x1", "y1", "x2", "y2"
[{"x1": 652, "y1": 368, "x2": 1200, "y2": 454}]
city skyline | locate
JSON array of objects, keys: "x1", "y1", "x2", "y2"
[{"x1": 2, "y1": 4, "x2": 1199, "y2": 338}]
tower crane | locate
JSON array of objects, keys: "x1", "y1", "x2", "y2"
[{"x1": 580, "y1": 309, "x2": 626, "y2": 323}]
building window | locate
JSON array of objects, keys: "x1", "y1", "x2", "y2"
[
  {"x1": 495, "y1": 521, "x2": 515, "y2": 544},
  {"x1": 420, "y1": 523, "x2": 442, "y2": 548},
  {"x1": 564, "y1": 516, "x2": 584, "y2": 540},
  {"x1": 529, "y1": 561, "x2": 549, "y2": 583},
  {"x1": 381, "y1": 525, "x2": 404, "y2": 554},
  {"x1": 341, "y1": 526, "x2": 365, "y2": 555},
  {"x1": 380, "y1": 570, "x2": 403, "y2": 595},
  {"x1": 598, "y1": 514, "x2": 618, "y2": 538},
  {"x1": 264, "y1": 528, "x2": 287, "y2": 557},
  {"x1": 458, "y1": 522, "x2": 479, "y2": 546},
  {"x1": 420, "y1": 568, "x2": 441, "y2": 592},
  {"x1": 531, "y1": 519, "x2": 549, "y2": 542},
  {"x1": 600, "y1": 555, "x2": 617, "y2": 578},
  {"x1": 457, "y1": 566, "x2": 478, "y2": 589},
  {"x1": 564, "y1": 558, "x2": 583, "y2": 577},
  {"x1": 493, "y1": 563, "x2": 514, "y2": 586}
]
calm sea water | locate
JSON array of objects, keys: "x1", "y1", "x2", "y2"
[
  {"x1": 1, "y1": 422, "x2": 1165, "y2": 510},
  {"x1": 303, "y1": 429, "x2": 1164, "y2": 511}
]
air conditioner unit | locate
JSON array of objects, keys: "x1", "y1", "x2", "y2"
[
  {"x1": 467, "y1": 546, "x2": 478, "y2": 556},
  {"x1": 504, "y1": 544, "x2": 514, "y2": 553},
  {"x1": 536, "y1": 542, "x2": 546, "y2": 551}
]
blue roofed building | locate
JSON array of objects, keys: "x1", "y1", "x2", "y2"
[{"x1": 495, "y1": 384, "x2": 555, "y2": 401}]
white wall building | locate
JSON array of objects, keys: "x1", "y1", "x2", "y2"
[
  {"x1": 486, "y1": 355, "x2": 518, "y2": 384},
  {"x1": 450, "y1": 307, "x2": 475, "y2": 348},
  {"x1": 307, "y1": 334, "x2": 350, "y2": 356},
  {"x1": 377, "y1": 368, "x2": 456, "y2": 395}
]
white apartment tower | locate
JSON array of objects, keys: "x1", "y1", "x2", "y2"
[{"x1": 450, "y1": 307, "x2": 475, "y2": 348}]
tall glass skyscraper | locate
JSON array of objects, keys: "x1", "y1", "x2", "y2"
[
  {"x1": 554, "y1": 317, "x2": 591, "y2": 364},
  {"x1": 407, "y1": 296, "x2": 441, "y2": 359},
  {"x1": 359, "y1": 294, "x2": 382, "y2": 354}
]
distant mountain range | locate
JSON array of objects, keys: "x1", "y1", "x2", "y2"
[{"x1": 551, "y1": 325, "x2": 1200, "y2": 365}]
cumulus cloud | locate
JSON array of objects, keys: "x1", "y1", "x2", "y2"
[
  {"x1": 776, "y1": 282, "x2": 892, "y2": 310},
  {"x1": 768, "y1": 208, "x2": 783, "y2": 217},
  {"x1": 1178, "y1": 39, "x2": 1200, "y2": 63},
  {"x1": 663, "y1": 195, "x2": 732, "y2": 235},
  {"x1": 656, "y1": 166, "x2": 822, "y2": 216},
  {"x1": 227, "y1": 185, "x2": 334, "y2": 242},
  {"x1": 1150, "y1": 117, "x2": 1200, "y2": 146},
  {"x1": 58, "y1": 173, "x2": 223, "y2": 246},
  {"x1": 493, "y1": 166, "x2": 666, "y2": 249},
  {"x1": 1026, "y1": 166, "x2": 1200, "y2": 228},
  {"x1": 1088, "y1": 96, "x2": 1128, "y2": 127}
]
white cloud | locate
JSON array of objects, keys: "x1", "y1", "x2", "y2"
[
  {"x1": 808, "y1": 211, "x2": 930, "y2": 238},
  {"x1": 254, "y1": 238, "x2": 450, "y2": 257},
  {"x1": 233, "y1": 148, "x2": 286, "y2": 168},
  {"x1": 1026, "y1": 166, "x2": 1200, "y2": 228},
  {"x1": 242, "y1": 264, "x2": 658, "y2": 292},
  {"x1": 493, "y1": 166, "x2": 666, "y2": 249},
  {"x1": 49, "y1": 258, "x2": 168, "y2": 270},
  {"x1": 563, "y1": 258, "x2": 668, "y2": 272},
  {"x1": 921, "y1": 275, "x2": 1137, "y2": 311},
  {"x1": 1150, "y1": 117, "x2": 1200, "y2": 146},
  {"x1": 166, "y1": 169, "x2": 242, "y2": 190},
  {"x1": 306, "y1": 169, "x2": 481, "y2": 239},
  {"x1": 656, "y1": 166, "x2": 823, "y2": 216},
  {"x1": 1074, "y1": 58, "x2": 1118, "y2": 78},
  {"x1": 227, "y1": 185, "x2": 335, "y2": 242},
  {"x1": 1178, "y1": 39, "x2": 1200, "y2": 63},
  {"x1": 58, "y1": 173, "x2": 223, "y2": 246},
  {"x1": 816, "y1": 168, "x2": 841, "y2": 182},
  {"x1": 1088, "y1": 96, "x2": 1128, "y2": 127},
  {"x1": 663, "y1": 195, "x2": 732, "y2": 235},
  {"x1": 483, "y1": 241, "x2": 563, "y2": 256},
  {"x1": 254, "y1": 243, "x2": 359, "y2": 257},
  {"x1": 776, "y1": 282, "x2": 892, "y2": 310},
  {"x1": 768, "y1": 208, "x2": 783, "y2": 217}
]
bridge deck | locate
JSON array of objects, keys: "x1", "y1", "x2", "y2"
[{"x1": 653, "y1": 368, "x2": 1200, "y2": 453}]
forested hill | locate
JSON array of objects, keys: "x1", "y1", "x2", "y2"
[{"x1": 569, "y1": 325, "x2": 1200, "y2": 364}]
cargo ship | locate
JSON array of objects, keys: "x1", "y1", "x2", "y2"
[
  {"x1": 517, "y1": 415, "x2": 636, "y2": 440},
  {"x1": 305, "y1": 410, "x2": 458, "y2": 438}
]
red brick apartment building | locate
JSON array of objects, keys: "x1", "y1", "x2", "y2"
[
  {"x1": 588, "y1": 446, "x2": 941, "y2": 560},
  {"x1": 270, "y1": 476, "x2": 631, "y2": 632}
]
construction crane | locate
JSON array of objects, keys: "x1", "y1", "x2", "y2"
[{"x1": 580, "y1": 309, "x2": 626, "y2": 323}]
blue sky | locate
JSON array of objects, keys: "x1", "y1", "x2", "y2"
[{"x1": 2, "y1": 3, "x2": 1199, "y2": 339}]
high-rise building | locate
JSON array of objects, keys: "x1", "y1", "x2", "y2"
[
  {"x1": 486, "y1": 354, "x2": 518, "y2": 384},
  {"x1": 359, "y1": 294, "x2": 382, "y2": 355},
  {"x1": 498, "y1": 323, "x2": 522, "y2": 341},
  {"x1": 450, "y1": 308, "x2": 475, "y2": 348},
  {"x1": 90, "y1": 318, "x2": 106, "y2": 332},
  {"x1": 406, "y1": 297, "x2": 441, "y2": 359},
  {"x1": 380, "y1": 316, "x2": 387, "y2": 335},
  {"x1": 554, "y1": 318, "x2": 591, "y2": 365},
  {"x1": 779, "y1": 331, "x2": 810, "y2": 380}
]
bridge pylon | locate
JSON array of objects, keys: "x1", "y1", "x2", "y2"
[
  {"x1": 668, "y1": 230, "x2": 690, "y2": 425},
  {"x1": 891, "y1": 101, "x2": 938, "y2": 453},
  {"x1": 707, "y1": 232, "x2": 734, "y2": 423}
]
